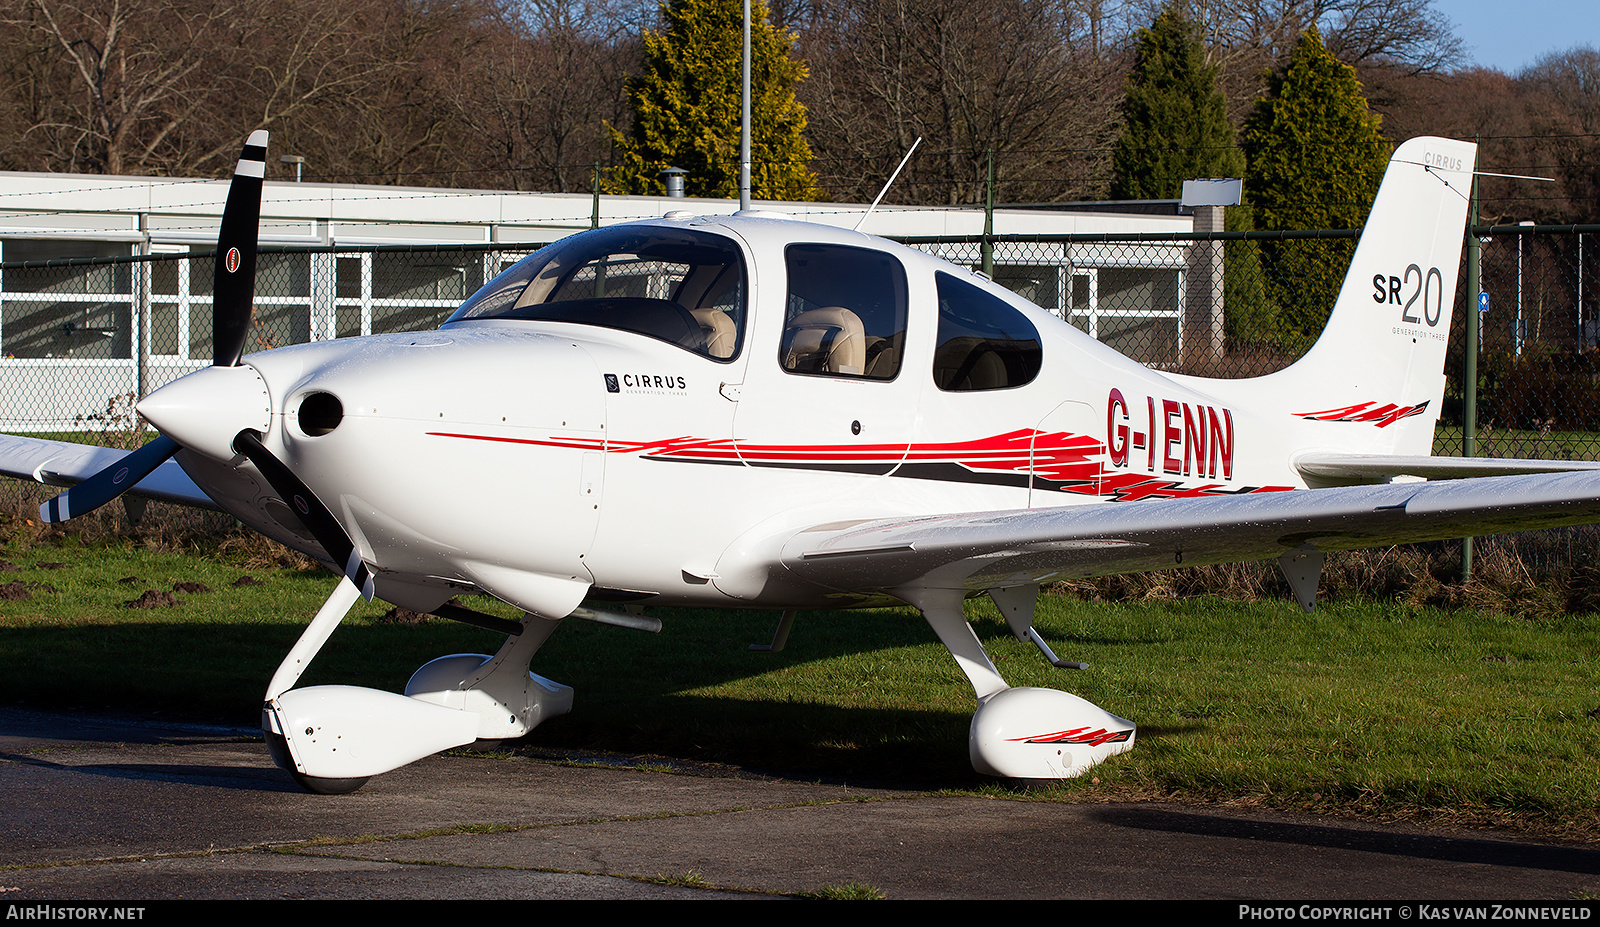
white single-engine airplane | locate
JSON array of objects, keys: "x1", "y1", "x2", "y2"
[{"x1": 5, "y1": 133, "x2": 1600, "y2": 793}]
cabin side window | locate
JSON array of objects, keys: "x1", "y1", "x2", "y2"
[
  {"x1": 932, "y1": 272, "x2": 1042, "y2": 391},
  {"x1": 780, "y1": 244, "x2": 908, "y2": 380},
  {"x1": 446, "y1": 226, "x2": 746, "y2": 361}
]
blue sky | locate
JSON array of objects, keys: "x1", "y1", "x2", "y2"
[{"x1": 1445, "y1": 0, "x2": 1597, "y2": 72}]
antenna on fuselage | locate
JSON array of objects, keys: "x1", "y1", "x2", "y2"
[{"x1": 853, "y1": 137, "x2": 922, "y2": 232}]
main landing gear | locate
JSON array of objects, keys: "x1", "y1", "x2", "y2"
[{"x1": 898, "y1": 584, "x2": 1136, "y2": 778}]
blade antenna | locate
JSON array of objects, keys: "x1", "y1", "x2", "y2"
[{"x1": 853, "y1": 138, "x2": 921, "y2": 232}]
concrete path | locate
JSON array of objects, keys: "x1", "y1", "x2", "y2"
[{"x1": 2, "y1": 707, "x2": 1597, "y2": 900}]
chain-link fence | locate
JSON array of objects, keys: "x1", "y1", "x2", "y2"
[{"x1": 2, "y1": 226, "x2": 1596, "y2": 460}]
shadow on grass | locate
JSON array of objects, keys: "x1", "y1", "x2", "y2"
[{"x1": 0, "y1": 603, "x2": 1018, "y2": 785}]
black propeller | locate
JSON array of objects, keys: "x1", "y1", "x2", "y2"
[
  {"x1": 41, "y1": 131, "x2": 268, "y2": 523},
  {"x1": 232, "y1": 430, "x2": 374, "y2": 599},
  {"x1": 40, "y1": 434, "x2": 180, "y2": 523},
  {"x1": 212, "y1": 132, "x2": 267, "y2": 368}
]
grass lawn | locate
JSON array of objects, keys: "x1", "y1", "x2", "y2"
[{"x1": 1, "y1": 529, "x2": 1598, "y2": 839}]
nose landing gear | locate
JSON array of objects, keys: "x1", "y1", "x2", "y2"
[{"x1": 261, "y1": 579, "x2": 574, "y2": 793}]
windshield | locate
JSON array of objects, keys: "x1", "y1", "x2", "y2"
[{"x1": 446, "y1": 226, "x2": 746, "y2": 361}]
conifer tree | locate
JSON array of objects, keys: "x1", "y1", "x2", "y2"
[
  {"x1": 1110, "y1": 8, "x2": 1243, "y2": 200},
  {"x1": 1242, "y1": 28, "x2": 1389, "y2": 352},
  {"x1": 609, "y1": 0, "x2": 819, "y2": 200},
  {"x1": 1110, "y1": 8, "x2": 1272, "y2": 362}
]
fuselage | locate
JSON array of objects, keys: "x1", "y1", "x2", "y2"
[{"x1": 149, "y1": 213, "x2": 1313, "y2": 616}]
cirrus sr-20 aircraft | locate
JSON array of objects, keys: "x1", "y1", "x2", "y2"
[{"x1": 4, "y1": 133, "x2": 1599, "y2": 793}]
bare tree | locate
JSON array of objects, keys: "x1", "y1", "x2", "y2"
[
  {"x1": 799, "y1": 0, "x2": 1125, "y2": 205},
  {"x1": 0, "y1": 0, "x2": 239, "y2": 174},
  {"x1": 267, "y1": 0, "x2": 483, "y2": 186},
  {"x1": 1518, "y1": 46, "x2": 1600, "y2": 224},
  {"x1": 447, "y1": 0, "x2": 636, "y2": 192},
  {"x1": 0, "y1": 0, "x2": 415, "y2": 177}
]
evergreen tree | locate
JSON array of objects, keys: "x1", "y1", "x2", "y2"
[
  {"x1": 609, "y1": 0, "x2": 819, "y2": 200},
  {"x1": 1242, "y1": 28, "x2": 1389, "y2": 352},
  {"x1": 1110, "y1": 8, "x2": 1272, "y2": 364},
  {"x1": 1110, "y1": 7, "x2": 1243, "y2": 200}
]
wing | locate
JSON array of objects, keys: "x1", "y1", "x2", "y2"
[
  {"x1": 778, "y1": 470, "x2": 1600, "y2": 595},
  {"x1": 0, "y1": 434, "x2": 216, "y2": 510}
]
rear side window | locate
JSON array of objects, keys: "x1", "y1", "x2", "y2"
[
  {"x1": 933, "y1": 272, "x2": 1042, "y2": 391},
  {"x1": 780, "y1": 244, "x2": 908, "y2": 379}
]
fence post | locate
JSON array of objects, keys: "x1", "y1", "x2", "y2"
[
  {"x1": 981, "y1": 148, "x2": 994, "y2": 279},
  {"x1": 1462, "y1": 155, "x2": 1481, "y2": 581},
  {"x1": 137, "y1": 213, "x2": 150, "y2": 401}
]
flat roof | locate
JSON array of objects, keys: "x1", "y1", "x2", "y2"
[{"x1": 0, "y1": 172, "x2": 1192, "y2": 248}]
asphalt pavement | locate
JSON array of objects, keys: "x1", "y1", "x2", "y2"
[{"x1": 2, "y1": 707, "x2": 1597, "y2": 900}]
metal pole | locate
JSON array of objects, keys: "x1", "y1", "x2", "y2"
[
  {"x1": 1462, "y1": 153, "x2": 1481, "y2": 581},
  {"x1": 137, "y1": 213, "x2": 150, "y2": 403},
  {"x1": 739, "y1": 0, "x2": 751, "y2": 211},
  {"x1": 982, "y1": 148, "x2": 994, "y2": 278},
  {"x1": 591, "y1": 163, "x2": 600, "y2": 229},
  {"x1": 1517, "y1": 221, "x2": 1532, "y2": 356}
]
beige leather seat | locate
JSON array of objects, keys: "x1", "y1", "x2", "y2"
[
  {"x1": 691, "y1": 307, "x2": 738, "y2": 358},
  {"x1": 781, "y1": 306, "x2": 866, "y2": 375}
]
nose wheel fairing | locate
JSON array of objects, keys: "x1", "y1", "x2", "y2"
[
  {"x1": 260, "y1": 579, "x2": 575, "y2": 791},
  {"x1": 263, "y1": 685, "x2": 481, "y2": 783}
]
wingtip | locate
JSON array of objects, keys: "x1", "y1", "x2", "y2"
[{"x1": 246, "y1": 129, "x2": 269, "y2": 148}]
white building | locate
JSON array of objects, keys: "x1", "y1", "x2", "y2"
[{"x1": 0, "y1": 172, "x2": 1193, "y2": 431}]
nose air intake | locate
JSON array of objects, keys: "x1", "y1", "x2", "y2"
[{"x1": 298, "y1": 392, "x2": 344, "y2": 436}]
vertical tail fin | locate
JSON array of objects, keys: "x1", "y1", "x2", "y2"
[{"x1": 1239, "y1": 137, "x2": 1477, "y2": 457}]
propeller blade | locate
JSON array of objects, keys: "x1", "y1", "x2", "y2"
[
  {"x1": 232, "y1": 429, "x2": 374, "y2": 600},
  {"x1": 213, "y1": 130, "x2": 269, "y2": 367},
  {"x1": 39, "y1": 435, "x2": 180, "y2": 523},
  {"x1": 39, "y1": 131, "x2": 271, "y2": 524}
]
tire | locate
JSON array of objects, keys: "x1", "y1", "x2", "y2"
[{"x1": 265, "y1": 729, "x2": 370, "y2": 795}]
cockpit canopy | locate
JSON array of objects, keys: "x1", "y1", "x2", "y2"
[{"x1": 446, "y1": 226, "x2": 746, "y2": 361}]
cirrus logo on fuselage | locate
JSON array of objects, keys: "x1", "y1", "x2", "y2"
[{"x1": 604, "y1": 372, "x2": 688, "y2": 395}]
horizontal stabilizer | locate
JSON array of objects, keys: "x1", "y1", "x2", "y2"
[{"x1": 1296, "y1": 453, "x2": 1600, "y2": 483}]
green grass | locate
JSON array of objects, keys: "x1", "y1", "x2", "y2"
[{"x1": 1, "y1": 531, "x2": 1599, "y2": 838}]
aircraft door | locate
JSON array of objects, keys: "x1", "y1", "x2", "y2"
[
  {"x1": 731, "y1": 241, "x2": 921, "y2": 487},
  {"x1": 1030, "y1": 400, "x2": 1105, "y2": 506}
]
